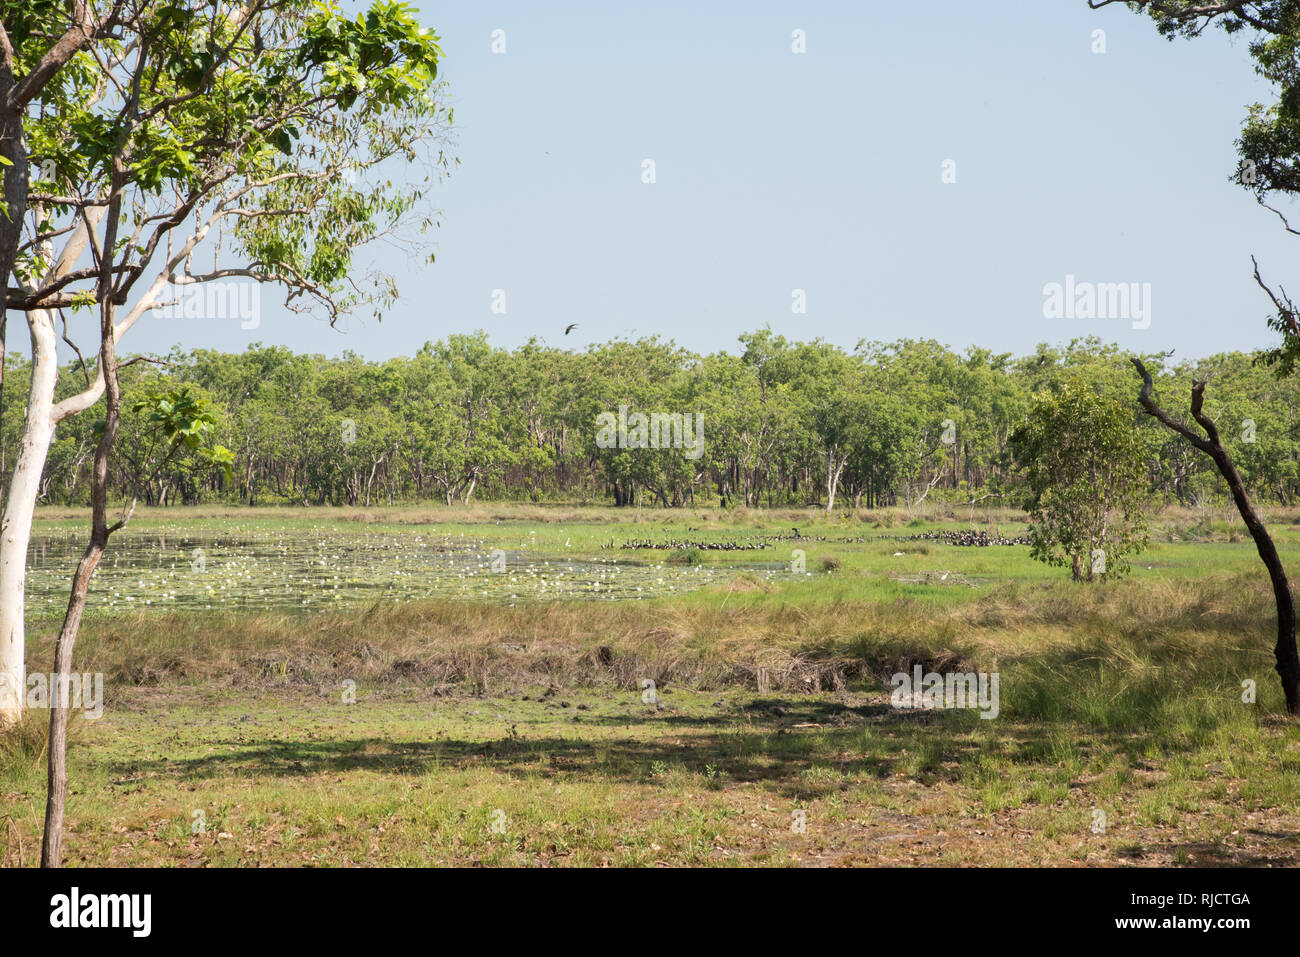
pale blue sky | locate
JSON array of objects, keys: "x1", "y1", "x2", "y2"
[{"x1": 110, "y1": 1, "x2": 1300, "y2": 360}]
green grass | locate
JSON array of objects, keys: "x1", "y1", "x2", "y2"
[
  {"x1": 3, "y1": 502, "x2": 1300, "y2": 867},
  {"x1": 4, "y1": 684, "x2": 1295, "y2": 867}
]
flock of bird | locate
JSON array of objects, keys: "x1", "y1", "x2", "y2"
[
  {"x1": 606, "y1": 527, "x2": 1031, "y2": 550},
  {"x1": 765, "y1": 530, "x2": 873, "y2": 544},
  {"x1": 609, "y1": 539, "x2": 772, "y2": 551},
  {"x1": 898, "y1": 530, "x2": 1032, "y2": 547}
]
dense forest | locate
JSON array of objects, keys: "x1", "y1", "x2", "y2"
[{"x1": 8, "y1": 329, "x2": 1297, "y2": 511}]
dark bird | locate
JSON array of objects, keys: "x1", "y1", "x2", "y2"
[{"x1": 565, "y1": 323, "x2": 578, "y2": 335}]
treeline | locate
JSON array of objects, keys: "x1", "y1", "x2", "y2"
[{"x1": 6, "y1": 330, "x2": 1299, "y2": 510}]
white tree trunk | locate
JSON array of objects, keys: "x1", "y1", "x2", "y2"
[
  {"x1": 0, "y1": 310, "x2": 60, "y2": 725},
  {"x1": 825, "y1": 452, "x2": 845, "y2": 512},
  {"x1": 0, "y1": 205, "x2": 109, "y2": 726},
  {"x1": 0, "y1": 205, "x2": 177, "y2": 726}
]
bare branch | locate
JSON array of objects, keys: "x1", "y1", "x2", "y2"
[{"x1": 1131, "y1": 357, "x2": 1214, "y2": 454}]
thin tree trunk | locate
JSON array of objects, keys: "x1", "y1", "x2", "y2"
[
  {"x1": 42, "y1": 422, "x2": 125, "y2": 865},
  {"x1": 40, "y1": 527, "x2": 106, "y2": 866},
  {"x1": 1133, "y1": 358, "x2": 1300, "y2": 713},
  {"x1": 41, "y1": 315, "x2": 131, "y2": 864},
  {"x1": 43, "y1": 140, "x2": 132, "y2": 863}
]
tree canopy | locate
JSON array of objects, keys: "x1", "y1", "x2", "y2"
[{"x1": 7, "y1": 331, "x2": 1294, "y2": 514}]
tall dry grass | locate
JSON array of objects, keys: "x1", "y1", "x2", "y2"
[{"x1": 22, "y1": 569, "x2": 1284, "y2": 725}]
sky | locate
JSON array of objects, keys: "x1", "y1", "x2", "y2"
[{"x1": 71, "y1": 0, "x2": 1300, "y2": 362}]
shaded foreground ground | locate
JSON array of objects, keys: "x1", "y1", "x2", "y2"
[{"x1": 3, "y1": 677, "x2": 1299, "y2": 867}]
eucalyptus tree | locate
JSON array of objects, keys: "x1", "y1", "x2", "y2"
[
  {"x1": 422, "y1": 334, "x2": 514, "y2": 505},
  {"x1": 498, "y1": 340, "x2": 563, "y2": 495},
  {"x1": 736, "y1": 329, "x2": 814, "y2": 504},
  {"x1": 1012, "y1": 376, "x2": 1150, "y2": 581},
  {"x1": 0, "y1": 0, "x2": 452, "y2": 732},
  {"x1": 801, "y1": 346, "x2": 870, "y2": 511},
  {"x1": 862, "y1": 340, "x2": 955, "y2": 507},
  {"x1": 586, "y1": 336, "x2": 695, "y2": 507},
  {"x1": 692, "y1": 352, "x2": 762, "y2": 507},
  {"x1": 544, "y1": 347, "x2": 601, "y2": 495},
  {"x1": 841, "y1": 387, "x2": 913, "y2": 509}
]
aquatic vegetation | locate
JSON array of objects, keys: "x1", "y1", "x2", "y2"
[{"x1": 23, "y1": 524, "x2": 759, "y2": 617}]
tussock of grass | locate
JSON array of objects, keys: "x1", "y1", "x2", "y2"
[
  {"x1": 0, "y1": 711, "x2": 51, "y2": 774},
  {"x1": 0, "y1": 709, "x2": 87, "y2": 780}
]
